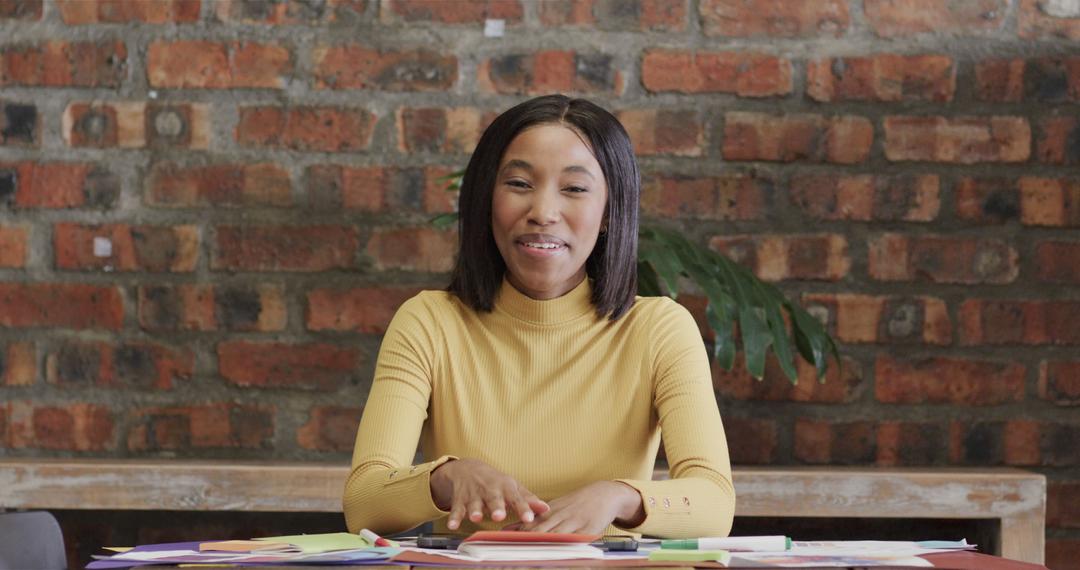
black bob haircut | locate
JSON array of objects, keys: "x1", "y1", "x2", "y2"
[{"x1": 447, "y1": 94, "x2": 640, "y2": 321}]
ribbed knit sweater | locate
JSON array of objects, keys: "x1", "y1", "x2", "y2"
[{"x1": 343, "y1": 277, "x2": 735, "y2": 538}]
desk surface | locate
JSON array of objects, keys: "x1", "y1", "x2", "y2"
[{"x1": 0, "y1": 459, "x2": 1047, "y2": 565}]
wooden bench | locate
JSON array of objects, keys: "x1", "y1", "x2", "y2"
[{"x1": 0, "y1": 459, "x2": 1045, "y2": 564}]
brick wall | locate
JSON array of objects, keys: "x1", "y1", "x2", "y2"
[{"x1": 0, "y1": 0, "x2": 1077, "y2": 565}]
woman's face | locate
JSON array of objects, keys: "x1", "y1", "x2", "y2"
[{"x1": 491, "y1": 124, "x2": 608, "y2": 300}]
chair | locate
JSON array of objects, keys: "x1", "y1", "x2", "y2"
[{"x1": 0, "y1": 511, "x2": 67, "y2": 570}]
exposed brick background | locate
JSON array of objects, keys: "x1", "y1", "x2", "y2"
[{"x1": 1, "y1": 0, "x2": 1077, "y2": 565}]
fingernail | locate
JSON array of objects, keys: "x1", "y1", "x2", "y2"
[
  {"x1": 523, "y1": 512, "x2": 534, "y2": 522},
  {"x1": 448, "y1": 520, "x2": 458, "y2": 529},
  {"x1": 493, "y1": 509, "x2": 505, "y2": 519}
]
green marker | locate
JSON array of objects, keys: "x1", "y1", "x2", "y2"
[
  {"x1": 649, "y1": 549, "x2": 731, "y2": 563},
  {"x1": 661, "y1": 536, "x2": 792, "y2": 551}
]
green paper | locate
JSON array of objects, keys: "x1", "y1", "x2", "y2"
[{"x1": 253, "y1": 532, "x2": 371, "y2": 554}]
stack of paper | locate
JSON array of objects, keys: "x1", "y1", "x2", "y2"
[{"x1": 86, "y1": 532, "x2": 399, "y2": 569}]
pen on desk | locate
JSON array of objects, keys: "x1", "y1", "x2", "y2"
[
  {"x1": 359, "y1": 528, "x2": 393, "y2": 547},
  {"x1": 661, "y1": 535, "x2": 791, "y2": 552}
]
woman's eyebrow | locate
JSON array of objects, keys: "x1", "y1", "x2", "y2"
[
  {"x1": 499, "y1": 159, "x2": 533, "y2": 175},
  {"x1": 562, "y1": 165, "x2": 596, "y2": 180}
]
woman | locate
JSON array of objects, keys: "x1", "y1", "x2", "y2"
[{"x1": 343, "y1": 95, "x2": 735, "y2": 538}]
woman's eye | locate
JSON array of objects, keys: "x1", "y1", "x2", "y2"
[
  {"x1": 564, "y1": 186, "x2": 588, "y2": 193},
  {"x1": 506, "y1": 179, "x2": 530, "y2": 189}
]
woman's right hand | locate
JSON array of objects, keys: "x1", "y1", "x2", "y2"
[{"x1": 429, "y1": 458, "x2": 550, "y2": 530}]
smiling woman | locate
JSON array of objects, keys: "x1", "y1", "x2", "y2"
[{"x1": 343, "y1": 95, "x2": 735, "y2": 539}]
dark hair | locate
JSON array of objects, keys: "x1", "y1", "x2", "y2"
[{"x1": 447, "y1": 94, "x2": 639, "y2": 320}]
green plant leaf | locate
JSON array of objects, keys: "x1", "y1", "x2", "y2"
[
  {"x1": 637, "y1": 261, "x2": 663, "y2": 297},
  {"x1": 639, "y1": 239, "x2": 683, "y2": 298},
  {"x1": 430, "y1": 212, "x2": 459, "y2": 229},
  {"x1": 738, "y1": 304, "x2": 772, "y2": 379},
  {"x1": 705, "y1": 301, "x2": 736, "y2": 370}
]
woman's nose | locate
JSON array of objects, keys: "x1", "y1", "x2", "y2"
[{"x1": 527, "y1": 189, "x2": 560, "y2": 225}]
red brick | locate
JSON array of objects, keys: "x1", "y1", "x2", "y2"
[
  {"x1": 54, "y1": 223, "x2": 199, "y2": 272},
  {"x1": 0, "y1": 283, "x2": 123, "y2": 330},
  {"x1": 395, "y1": 107, "x2": 492, "y2": 154},
  {"x1": 959, "y1": 299, "x2": 1080, "y2": 346},
  {"x1": 0, "y1": 162, "x2": 119, "y2": 209},
  {"x1": 213, "y1": 225, "x2": 358, "y2": 272},
  {"x1": 1040, "y1": 361, "x2": 1080, "y2": 406},
  {"x1": 127, "y1": 403, "x2": 273, "y2": 451},
  {"x1": 807, "y1": 55, "x2": 955, "y2": 102},
  {"x1": 1004, "y1": 420, "x2": 1042, "y2": 466},
  {"x1": 1048, "y1": 481, "x2": 1080, "y2": 528},
  {"x1": 0, "y1": 225, "x2": 28, "y2": 268},
  {"x1": 948, "y1": 420, "x2": 1038, "y2": 466},
  {"x1": 1037, "y1": 241, "x2": 1080, "y2": 283},
  {"x1": 306, "y1": 286, "x2": 421, "y2": 334},
  {"x1": 64, "y1": 102, "x2": 209, "y2": 149},
  {"x1": 1020, "y1": 177, "x2": 1080, "y2": 226},
  {"x1": 147, "y1": 163, "x2": 290, "y2": 207},
  {"x1": 217, "y1": 341, "x2": 359, "y2": 391},
  {"x1": 617, "y1": 109, "x2": 703, "y2": 156},
  {"x1": 57, "y1": 0, "x2": 200, "y2": 23},
  {"x1": 876, "y1": 421, "x2": 948, "y2": 466},
  {"x1": 1019, "y1": 0, "x2": 1080, "y2": 39},
  {"x1": 1025, "y1": 57, "x2": 1080, "y2": 101},
  {"x1": 0, "y1": 41, "x2": 127, "y2": 88},
  {"x1": 790, "y1": 174, "x2": 939, "y2": 222},
  {"x1": 382, "y1": 0, "x2": 522, "y2": 23},
  {"x1": 723, "y1": 417, "x2": 777, "y2": 464},
  {"x1": 698, "y1": 0, "x2": 848, "y2": 37},
  {"x1": 45, "y1": 340, "x2": 193, "y2": 390},
  {"x1": 884, "y1": 116, "x2": 1030, "y2": 163},
  {"x1": 1044, "y1": 423, "x2": 1080, "y2": 466},
  {"x1": 709, "y1": 234, "x2": 850, "y2": 281},
  {"x1": 478, "y1": 51, "x2": 623, "y2": 95},
  {"x1": 235, "y1": 106, "x2": 375, "y2": 152},
  {"x1": 864, "y1": 0, "x2": 1005, "y2": 37},
  {"x1": 365, "y1": 227, "x2": 457, "y2": 272},
  {"x1": 541, "y1": 0, "x2": 685, "y2": 30},
  {"x1": 147, "y1": 41, "x2": 291, "y2": 89},
  {"x1": 641, "y1": 50, "x2": 791, "y2": 97},
  {"x1": 0, "y1": 101, "x2": 38, "y2": 146},
  {"x1": 868, "y1": 233, "x2": 1018, "y2": 284},
  {"x1": 794, "y1": 419, "x2": 876, "y2": 464},
  {"x1": 138, "y1": 284, "x2": 286, "y2": 332},
  {"x1": 1, "y1": 342, "x2": 36, "y2": 386},
  {"x1": 641, "y1": 173, "x2": 766, "y2": 221},
  {"x1": 1037, "y1": 115, "x2": 1080, "y2": 164},
  {"x1": 297, "y1": 406, "x2": 362, "y2": 452},
  {"x1": 955, "y1": 177, "x2": 1019, "y2": 224},
  {"x1": 0, "y1": 0, "x2": 42, "y2": 20},
  {"x1": 313, "y1": 45, "x2": 456, "y2": 91},
  {"x1": 975, "y1": 59, "x2": 1025, "y2": 102},
  {"x1": 305, "y1": 164, "x2": 457, "y2": 213},
  {"x1": 214, "y1": 0, "x2": 367, "y2": 23},
  {"x1": 714, "y1": 355, "x2": 862, "y2": 403},
  {"x1": 7, "y1": 402, "x2": 113, "y2": 451},
  {"x1": 802, "y1": 294, "x2": 951, "y2": 345},
  {"x1": 875, "y1": 355, "x2": 1024, "y2": 406},
  {"x1": 722, "y1": 112, "x2": 872, "y2": 164}
]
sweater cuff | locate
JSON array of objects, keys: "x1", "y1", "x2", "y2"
[
  {"x1": 611, "y1": 478, "x2": 690, "y2": 535},
  {"x1": 386, "y1": 455, "x2": 458, "y2": 521}
]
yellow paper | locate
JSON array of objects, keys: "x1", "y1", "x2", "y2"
[
  {"x1": 104, "y1": 547, "x2": 133, "y2": 553},
  {"x1": 252, "y1": 532, "x2": 370, "y2": 554},
  {"x1": 199, "y1": 540, "x2": 291, "y2": 553}
]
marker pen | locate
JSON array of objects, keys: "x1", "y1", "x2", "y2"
[{"x1": 660, "y1": 536, "x2": 791, "y2": 552}]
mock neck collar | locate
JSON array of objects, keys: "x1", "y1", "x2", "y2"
[{"x1": 494, "y1": 276, "x2": 595, "y2": 325}]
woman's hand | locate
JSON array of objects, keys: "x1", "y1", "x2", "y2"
[
  {"x1": 509, "y1": 481, "x2": 645, "y2": 534},
  {"x1": 430, "y1": 458, "x2": 550, "y2": 530}
]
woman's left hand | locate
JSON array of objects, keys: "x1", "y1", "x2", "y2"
[{"x1": 506, "y1": 481, "x2": 645, "y2": 534}]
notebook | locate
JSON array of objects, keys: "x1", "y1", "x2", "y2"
[{"x1": 456, "y1": 531, "x2": 605, "y2": 561}]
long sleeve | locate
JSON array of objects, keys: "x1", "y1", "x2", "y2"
[
  {"x1": 342, "y1": 296, "x2": 453, "y2": 534},
  {"x1": 615, "y1": 301, "x2": 736, "y2": 538}
]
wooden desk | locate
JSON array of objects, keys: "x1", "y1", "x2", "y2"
[{"x1": 0, "y1": 460, "x2": 1045, "y2": 564}]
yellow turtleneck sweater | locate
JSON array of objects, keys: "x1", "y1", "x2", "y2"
[{"x1": 343, "y1": 277, "x2": 735, "y2": 538}]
